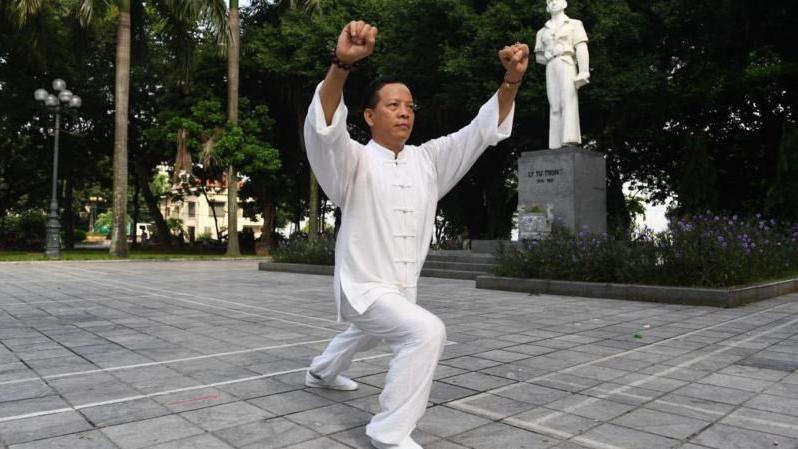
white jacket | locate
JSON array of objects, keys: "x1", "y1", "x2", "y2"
[{"x1": 304, "y1": 81, "x2": 514, "y2": 320}]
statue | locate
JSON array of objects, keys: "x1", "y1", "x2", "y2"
[{"x1": 535, "y1": 0, "x2": 590, "y2": 149}]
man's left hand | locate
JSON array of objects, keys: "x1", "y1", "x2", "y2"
[{"x1": 499, "y1": 43, "x2": 530, "y2": 80}]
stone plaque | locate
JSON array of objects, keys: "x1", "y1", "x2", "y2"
[
  {"x1": 518, "y1": 212, "x2": 552, "y2": 240},
  {"x1": 518, "y1": 146, "x2": 607, "y2": 234}
]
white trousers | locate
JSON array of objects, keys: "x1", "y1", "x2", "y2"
[
  {"x1": 308, "y1": 291, "x2": 447, "y2": 448},
  {"x1": 546, "y1": 56, "x2": 581, "y2": 149}
]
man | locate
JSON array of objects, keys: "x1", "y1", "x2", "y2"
[
  {"x1": 303, "y1": 20, "x2": 528, "y2": 449},
  {"x1": 535, "y1": 0, "x2": 590, "y2": 149}
]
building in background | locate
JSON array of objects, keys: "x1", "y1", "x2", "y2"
[{"x1": 158, "y1": 169, "x2": 264, "y2": 243}]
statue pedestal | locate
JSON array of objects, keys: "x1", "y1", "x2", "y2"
[{"x1": 518, "y1": 146, "x2": 607, "y2": 234}]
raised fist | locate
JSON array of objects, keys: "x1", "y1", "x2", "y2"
[
  {"x1": 499, "y1": 42, "x2": 530, "y2": 79},
  {"x1": 336, "y1": 20, "x2": 378, "y2": 65}
]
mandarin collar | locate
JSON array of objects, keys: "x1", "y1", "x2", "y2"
[
  {"x1": 367, "y1": 139, "x2": 409, "y2": 160},
  {"x1": 544, "y1": 14, "x2": 571, "y2": 30}
]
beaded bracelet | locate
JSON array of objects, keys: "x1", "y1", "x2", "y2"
[
  {"x1": 503, "y1": 76, "x2": 523, "y2": 88},
  {"x1": 330, "y1": 49, "x2": 357, "y2": 72}
]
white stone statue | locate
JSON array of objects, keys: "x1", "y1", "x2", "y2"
[{"x1": 535, "y1": 0, "x2": 590, "y2": 149}]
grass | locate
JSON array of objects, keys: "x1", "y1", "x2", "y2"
[{"x1": 0, "y1": 247, "x2": 262, "y2": 262}]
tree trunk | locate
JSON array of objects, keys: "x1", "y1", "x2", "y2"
[
  {"x1": 173, "y1": 128, "x2": 192, "y2": 183},
  {"x1": 202, "y1": 187, "x2": 222, "y2": 244},
  {"x1": 309, "y1": 172, "x2": 319, "y2": 240},
  {"x1": 225, "y1": 166, "x2": 239, "y2": 254},
  {"x1": 257, "y1": 197, "x2": 276, "y2": 255},
  {"x1": 131, "y1": 172, "x2": 140, "y2": 249},
  {"x1": 225, "y1": 2, "x2": 241, "y2": 256},
  {"x1": 109, "y1": 5, "x2": 131, "y2": 257},
  {"x1": 134, "y1": 155, "x2": 171, "y2": 247},
  {"x1": 63, "y1": 177, "x2": 75, "y2": 250},
  {"x1": 333, "y1": 206, "x2": 341, "y2": 238},
  {"x1": 294, "y1": 94, "x2": 318, "y2": 241}
]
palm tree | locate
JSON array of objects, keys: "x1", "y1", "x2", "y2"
[
  {"x1": 109, "y1": 0, "x2": 131, "y2": 256},
  {"x1": 74, "y1": 0, "x2": 226, "y2": 257},
  {"x1": 225, "y1": 0, "x2": 241, "y2": 255}
]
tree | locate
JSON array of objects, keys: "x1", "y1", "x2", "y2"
[
  {"x1": 74, "y1": 0, "x2": 227, "y2": 256},
  {"x1": 217, "y1": 104, "x2": 282, "y2": 252},
  {"x1": 1, "y1": 0, "x2": 117, "y2": 247},
  {"x1": 225, "y1": 0, "x2": 241, "y2": 255},
  {"x1": 765, "y1": 124, "x2": 798, "y2": 221},
  {"x1": 4, "y1": 0, "x2": 797, "y2": 253},
  {"x1": 108, "y1": 0, "x2": 132, "y2": 256}
]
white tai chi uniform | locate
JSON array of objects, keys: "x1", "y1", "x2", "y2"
[{"x1": 303, "y1": 81, "x2": 513, "y2": 448}]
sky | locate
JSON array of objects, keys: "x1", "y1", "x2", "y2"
[{"x1": 623, "y1": 182, "x2": 671, "y2": 233}]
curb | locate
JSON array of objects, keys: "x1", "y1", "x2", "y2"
[
  {"x1": 258, "y1": 262, "x2": 334, "y2": 276},
  {"x1": 475, "y1": 275, "x2": 798, "y2": 307},
  {"x1": 0, "y1": 257, "x2": 271, "y2": 265}
]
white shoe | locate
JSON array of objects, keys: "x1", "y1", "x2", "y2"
[{"x1": 304, "y1": 370, "x2": 358, "y2": 391}]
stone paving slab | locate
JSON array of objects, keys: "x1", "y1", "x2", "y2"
[{"x1": 0, "y1": 260, "x2": 797, "y2": 449}]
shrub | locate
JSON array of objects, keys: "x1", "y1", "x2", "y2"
[
  {"x1": 0, "y1": 210, "x2": 47, "y2": 250},
  {"x1": 239, "y1": 227, "x2": 255, "y2": 253},
  {"x1": 495, "y1": 213, "x2": 798, "y2": 288},
  {"x1": 73, "y1": 229, "x2": 87, "y2": 243},
  {"x1": 272, "y1": 235, "x2": 335, "y2": 265}
]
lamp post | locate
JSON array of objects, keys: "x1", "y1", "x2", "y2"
[{"x1": 34, "y1": 79, "x2": 82, "y2": 258}]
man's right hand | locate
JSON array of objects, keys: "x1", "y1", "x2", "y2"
[{"x1": 336, "y1": 20, "x2": 378, "y2": 65}]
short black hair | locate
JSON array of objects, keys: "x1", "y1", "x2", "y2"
[{"x1": 362, "y1": 77, "x2": 410, "y2": 110}]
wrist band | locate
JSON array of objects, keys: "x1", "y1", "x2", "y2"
[{"x1": 330, "y1": 49, "x2": 357, "y2": 72}]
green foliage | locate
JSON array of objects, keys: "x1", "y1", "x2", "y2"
[
  {"x1": 166, "y1": 217, "x2": 184, "y2": 237},
  {"x1": 0, "y1": 210, "x2": 46, "y2": 249},
  {"x1": 72, "y1": 229, "x2": 87, "y2": 243},
  {"x1": 272, "y1": 235, "x2": 335, "y2": 265},
  {"x1": 94, "y1": 210, "x2": 114, "y2": 233},
  {"x1": 496, "y1": 214, "x2": 798, "y2": 288},
  {"x1": 3, "y1": 0, "x2": 798, "y2": 242},
  {"x1": 766, "y1": 124, "x2": 798, "y2": 221},
  {"x1": 150, "y1": 172, "x2": 171, "y2": 196},
  {"x1": 93, "y1": 209, "x2": 134, "y2": 234}
]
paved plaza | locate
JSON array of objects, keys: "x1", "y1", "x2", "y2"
[{"x1": 1, "y1": 260, "x2": 798, "y2": 449}]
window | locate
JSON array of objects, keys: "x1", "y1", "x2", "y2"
[
  {"x1": 187, "y1": 226, "x2": 195, "y2": 242},
  {"x1": 188, "y1": 202, "x2": 196, "y2": 218},
  {"x1": 209, "y1": 201, "x2": 225, "y2": 218}
]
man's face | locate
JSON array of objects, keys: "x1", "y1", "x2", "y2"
[
  {"x1": 364, "y1": 83, "x2": 416, "y2": 151},
  {"x1": 547, "y1": 0, "x2": 566, "y2": 14}
]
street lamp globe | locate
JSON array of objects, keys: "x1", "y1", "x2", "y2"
[
  {"x1": 52, "y1": 78, "x2": 66, "y2": 92},
  {"x1": 69, "y1": 96, "x2": 82, "y2": 109},
  {"x1": 34, "y1": 88, "x2": 49, "y2": 102},
  {"x1": 45, "y1": 94, "x2": 59, "y2": 107},
  {"x1": 58, "y1": 90, "x2": 73, "y2": 104}
]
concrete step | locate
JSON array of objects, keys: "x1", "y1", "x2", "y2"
[
  {"x1": 420, "y1": 268, "x2": 482, "y2": 280},
  {"x1": 426, "y1": 251, "x2": 495, "y2": 264},
  {"x1": 422, "y1": 260, "x2": 496, "y2": 272}
]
